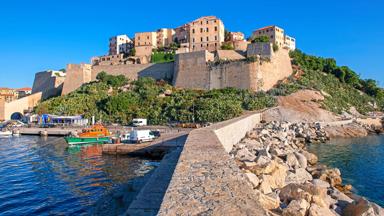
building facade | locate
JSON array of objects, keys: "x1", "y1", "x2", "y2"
[
  {"x1": 16, "y1": 87, "x2": 32, "y2": 98},
  {"x1": 0, "y1": 88, "x2": 18, "y2": 102},
  {"x1": 252, "y1": 25, "x2": 296, "y2": 50},
  {"x1": 109, "y1": 35, "x2": 133, "y2": 55},
  {"x1": 135, "y1": 32, "x2": 157, "y2": 48},
  {"x1": 157, "y1": 28, "x2": 175, "y2": 47},
  {"x1": 228, "y1": 32, "x2": 245, "y2": 42},
  {"x1": 188, "y1": 16, "x2": 225, "y2": 52}
]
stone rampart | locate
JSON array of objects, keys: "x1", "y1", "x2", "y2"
[
  {"x1": 91, "y1": 62, "x2": 174, "y2": 82},
  {"x1": 157, "y1": 112, "x2": 267, "y2": 215},
  {"x1": 172, "y1": 50, "x2": 214, "y2": 89},
  {"x1": 32, "y1": 71, "x2": 65, "y2": 99},
  {"x1": 174, "y1": 48, "x2": 292, "y2": 91},
  {"x1": 61, "y1": 64, "x2": 92, "y2": 95}
]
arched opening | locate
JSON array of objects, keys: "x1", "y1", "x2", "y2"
[{"x1": 10, "y1": 112, "x2": 23, "y2": 120}]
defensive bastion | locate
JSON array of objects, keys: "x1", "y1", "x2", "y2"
[{"x1": 32, "y1": 43, "x2": 293, "y2": 97}]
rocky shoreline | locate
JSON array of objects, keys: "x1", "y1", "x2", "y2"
[{"x1": 230, "y1": 121, "x2": 384, "y2": 216}]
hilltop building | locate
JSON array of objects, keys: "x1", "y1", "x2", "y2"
[
  {"x1": 109, "y1": 35, "x2": 133, "y2": 55},
  {"x1": 156, "y1": 28, "x2": 175, "y2": 47},
  {"x1": 0, "y1": 87, "x2": 18, "y2": 102},
  {"x1": 188, "y1": 16, "x2": 225, "y2": 52},
  {"x1": 16, "y1": 87, "x2": 32, "y2": 98},
  {"x1": 252, "y1": 25, "x2": 296, "y2": 50}
]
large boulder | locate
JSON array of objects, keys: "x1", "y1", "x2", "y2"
[
  {"x1": 294, "y1": 152, "x2": 308, "y2": 169},
  {"x1": 280, "y1": 183, "x2": 327, "y2": 204},
  {"x1": 300, "y1": 150, "x2": 318, "y2": 165},
  {"x1": 282, "y1": 199, "x2": 310, "y2": 216},
  {"x1": 244, "y1": 172, "x2": 260, "y2": 188},
  {"x1": 285, "y1": 168, "x2": 313, "y2": 184},
  {"x1": 286, "y1": 153, "x2": 300, "y2": 169},
  {"x1": 308, "y1": 203, "x2": 338, "y2": 216},
  {"x1": 343, "y1": 197, "x2": 384, "y2": 216},
  {"x1": 254, "y1": 189, "x2": 281, "y2": 210},
  {"x1": 258, "y1": 161, "x2": 288, "y2": 193},
  {"x1": 235, "y1": 147, "x2": 256, "y2": 162}
]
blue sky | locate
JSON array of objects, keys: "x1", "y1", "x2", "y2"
[{"x1": 0, "y1": 0, "x2": 383, "y2": 88}]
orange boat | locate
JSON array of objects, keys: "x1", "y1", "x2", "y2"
[
  {"x1": 78, "y1": 124, "x2": 111, "y2": 137},
  {"x1": 65, "y1": 124, "x2": 111, "y2": 145}
]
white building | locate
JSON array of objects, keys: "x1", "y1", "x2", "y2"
[
  {"x1": 284, "y1": 35, "x2": 296, "y2": 51},
  {"x1": 109, "y1": 35, "x2": 133, "y2": 55}
]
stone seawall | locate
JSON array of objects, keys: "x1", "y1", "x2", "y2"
[{"x1": 157, "y1": 112, "x2": 267, "y2": 215}]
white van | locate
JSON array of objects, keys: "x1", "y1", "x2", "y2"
[
  {"x1": 130, "y1": 130, "x2": 155, "y2": 143},
  {"x1": 132, "y1": 118, "x2": 147, "y2": 127}
]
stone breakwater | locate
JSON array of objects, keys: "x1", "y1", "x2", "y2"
[{"x1": 230, "y1": 121, "x2": 384, "y2": 216}]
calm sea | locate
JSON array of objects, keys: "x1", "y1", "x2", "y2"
[
  {"x1": 307, "y1": 135, "x2": 384, "y2": 207},
  {"x1": 0, "y1": 136, "x2": 155, "y2": 215}
]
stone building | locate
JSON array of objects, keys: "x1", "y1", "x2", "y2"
[
  {"x1": 16, "y1": 87, "x2": 32, "y2": 98},
  {"x1": 109, "y1": 35, "x2": 133, "y2": 55},
  {"x1": 135, "y1": 32, "x2": 157, "y2": 48},
  {"x1": 0, "y1": 87, "x2": 18, "y2": 102},
  {"x1": 252, "y1": 25, "x2": 296, "y2": 50},
  {"x1": 157, "y1": 28, "x2": 175, "y2": 47},
  {"x1": 228, "y1": 32, "x2": 245, "y2": 41},
  {"x1": 188, "y1": 16, "x2": 225, "y2": 52}
]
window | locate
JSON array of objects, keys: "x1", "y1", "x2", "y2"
[
  {"x1": 215, "y1": 43, "x2": 217, "y2": 47},
  {"x1": 201, "y1": 44, "x2": 203, "y2": 47},
  {"x1": 201, "y1": 21, "x2": 202, "y2": 24},
  {"x1": 215, "y1": 36, "x2": 217, "y2": 40},
  {"x1": 206, "y1": 20, "x2": 208, "y2": 24},
  {"x1": 206, "y1": 36, "x2": 209, "y2": 41},
  {"x1": 201, "y1": 37, "x2": 203, "y2": 42},
  {"x1": 206, "y1": 27, "x2": 209, "y2": 32},
  {"x1": 200, "y1": 28, "x2": 203, "y2": 33},
  {"x1": 193, "y1": 38, "x2": 195, "y2": 42},
  {"x1": 270, "y1": 35, "x2": 273, "y2": 39},
  {"x1": 215, "y1": 26, "x2": 218, "y2": 31},
  {"x1": 192, "y1": 29, "x2": 195, "y2": 34},
  {"x1": 147, "y1": 36, "x2": 149, "y2": 39},
  {"x1": 138, "y1": 42, "x2": 140, "y2": 46}
]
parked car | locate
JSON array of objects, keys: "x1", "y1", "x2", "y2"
[{"x1": 132, "y1": 118, "x2": 147, "y2": 127}]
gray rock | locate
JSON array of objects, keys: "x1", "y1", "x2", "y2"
[
  {"x1": 285, "y1": 168, "x2": 313, "y2": 184},
  {"x1": 235, "y1": 148, "x2": 256, "y2": 162},
  {"x1": 311, "y1": 179, "x2": 330, "y2": 189},
  {"x1": 286, "y1": 153, "x2": 300, "y2": 169},
  {"x1": 282, "y1": 199, "x2": 310, "y2": 216},
  {"x1": 294, "y1": 152, "x2": 308, "y2": 169}
]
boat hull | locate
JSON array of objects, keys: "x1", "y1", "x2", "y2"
[{"x1": 65, "y1": 137, "x2": 110, "y2": 145}]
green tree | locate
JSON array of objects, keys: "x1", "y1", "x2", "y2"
[
  {"x1": 221, "y1": 42, "x2": 234, "y2": 50},
  {"x1": 251, "y1": 35, "x2": 270, "y2": 43}
]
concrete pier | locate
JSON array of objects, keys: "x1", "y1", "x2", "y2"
[
  {"x1": 19, "y1": 127, "x2": 76, "y2": 136},
  {"x1": 124, "y1": 112, "x2": 267, "y2": 215}
]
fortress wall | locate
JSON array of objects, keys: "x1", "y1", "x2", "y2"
[
  {"x1": 173, "y1": 51, "x2": 213, "y2": 89},
  {"x1": 258, "y1": 49, "x2": 293, "y2": 91},
  {"x1": 209, "y1": 61, "x2": 253, "y2": 90},
  {"x1": 61, "y1": 64, "x2": 92, "y2": 95},
  {"x1": 91, "y1": 62, "x2": 174, "y2": 81},
  {"x1": 32, "y1": 72, "x2": 65, "y2": 99}
]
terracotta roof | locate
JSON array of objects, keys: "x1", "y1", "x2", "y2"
[
  {"x1": 17, "y1": 87, "x2": 32, "y2": 91},
  {"x1": 0, "y1": 87, "x2": 13, "y2": 90}
]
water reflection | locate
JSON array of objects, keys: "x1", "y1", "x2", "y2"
[{"x1": 0, "y1": 136, "x2": 155, "y2": 215}]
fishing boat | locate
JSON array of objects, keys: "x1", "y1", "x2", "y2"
[{"x1": 65, "y1": 124, "x2": 111, "y2": 145}]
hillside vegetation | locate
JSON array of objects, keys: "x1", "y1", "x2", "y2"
[
  {"x1": 270, "y1": 50, "x2": 384, "y2": 114},
  {"x1": 36, "y1": 72, "x2": 276, "y2": 124}
]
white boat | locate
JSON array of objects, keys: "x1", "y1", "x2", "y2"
[{"x1": 0, "y1": 131, "x2": 12, "y2": 137}]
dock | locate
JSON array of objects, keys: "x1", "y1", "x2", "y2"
[
  {"x1": 18, "y1": 127, "x2": 78, "y2": 136},
  {"x1": 102, "y1": 132, "x2": 188, "y2": 158}
]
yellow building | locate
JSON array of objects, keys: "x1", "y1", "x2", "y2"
[
  {"x1": 188, "y1": 16, "x2": 225, "y2": 52},
  {"x1": 135, "y1": 32, "x2": 157, "y2": 48},
  {"x1": 252, "y1": 25, "x2": 296, "y2": 50},
  {"x1": 0, "y1": 87, "x2": 18, "y2": 102}
]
